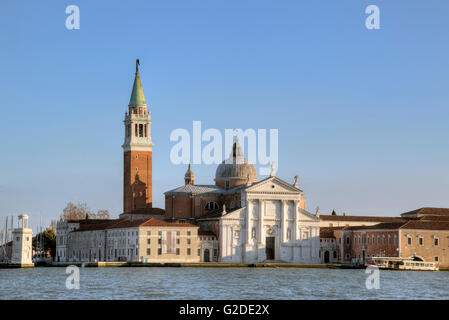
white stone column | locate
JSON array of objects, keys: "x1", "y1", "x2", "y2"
[
  {"x1": 219, "y1": 220, "x2": 225, "y2": 261},
  {"x1": 247, "y1": 200, "x2": 252, "y2": 243},
  {"x1": 280, "y1": 200, "x2": 286, "y2": 243},
  {"x1": 258, "y1": 199, "x2": 264, "y2": 244},
  {"x1": 293, "y1": 200, "x2": 300, "y2": 262},
  {"x1": 294, "y1": 200, "x2": 300, "y2": 241}
]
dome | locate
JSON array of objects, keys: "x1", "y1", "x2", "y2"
[{"x1": 215, "y1": 138, "x2": 258, "y2": 189}]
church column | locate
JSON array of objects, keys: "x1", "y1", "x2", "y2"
[
  {"x1": 293, "y1": 200, "x2": 300, "y2": 262},
  {"x1": 246, "y1": 200, "x2": 252, "y2": 243},
  {"x1": 258, "y1": 199, "x2": 264, "y2": 244},
  {"x1": 280, "y1": 200, "x2": 286, "y2": 243},
  {"x1": 293, "y1": 200, "x2": 300, "y2": 241}
]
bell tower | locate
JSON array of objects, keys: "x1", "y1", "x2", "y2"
[{"x1": 122, "y1": 59, "x2": 154, "y2": 213}]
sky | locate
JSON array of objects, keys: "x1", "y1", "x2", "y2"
[{"x1": 0, "y1": 0, "x2": 448, "y2": 231}]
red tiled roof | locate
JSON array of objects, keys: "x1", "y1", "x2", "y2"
[
  {"x1": 400, "y1": 220, "x2": 449, "y2": 231},
  {"x1": 344, "y1": 222, "x2": 407, "y2": 231},
  {"x1": 419, "y1": 215, "x2": 449, "y2": 222},
  {"x1": 401, "y1": 207, "x2": 449, "y2": 218},
  {"x1": 73, "y1": 219, "x2": 126, "y2": 232},
  {"x1": 320, "y1": 215, "x2": 403, "y2": 223},
  {"x1": 319, "y1": 227, "x2": 344, "y2": 238},
  {"x1": 73, "y1": 217, "x2": 198, "y2": 233},
  {"x1": 140, "y1": 218, "x2": 197, "y2": 228}
]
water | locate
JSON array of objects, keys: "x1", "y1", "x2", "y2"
[{"x1": 0, "y1": 267, "x2": 448, "y2": 300}]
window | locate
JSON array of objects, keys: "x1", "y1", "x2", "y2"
[
  {"x1": 158, "y1": 238, "x2": 162, "y2": 244},
  {"x1": 333, "y1": 251, "x2": 337, "y2": 259},
  {"x1": 176, "y1": 238, "x2": 180, "y2": 244},
  {"x1": 394, "y1": 235, "x2": 398, "y2": 245},
  {"x1": 139, "y1": 124, "x2": 143, "y2": 137},
  {"x1": 205, "y1": 202, "x2": 219, "y2": 211},
  {"x1": 377, "y1": 235, "x2": 380, "y2": 245},
  {"x1": 187, "y1": 239, "x2": 191, "y2": 245},
  {"x1": 187, "y1": 231, "x2": 191, "y2": 236},
  {"x1": 435, "y1": 256, "x2": 439, "y2": 262},
  {"x1": 346, "y1": 237, "x2": 350, "y2": 245},
  {"x1": 147, "y1": 231, "x2": 151, "y2": 235},
  {"x1": 158, "y1": 248, "x2": 162, "y2": 255},
  {"x1": 214, "y1": 249, "x2": 218, "y2": 257},
  {"x1": 434, "y1": 237, "x2": 439, "y2": 246},
  {"x1": 176, "y1": 231, "x2": 180, "y2": 236},
  {"x1": 419, "y1": 236, "x2": 423, "y2": 246},
  {"x1": 388, "y1": 235, "x2": 391, "y2": 245},
  {"x1": 407, "y1": 235, "x2": 412, "y2": 245},
  {"x1": 187, "y1": 248, "x2": 191, "y2": 255},
  {"x1": 147, "y1": 239, "x2": 151, "y2": 244},
  {"x1": 225, "y1": 181, "x2": 230, "y2": 190},
  {"x1": 382, "y1": 235, "x2": 386, "y2": 245},
  {"x1": 198, "y1": 248, "x2": 201, "y2": 256},
  {"x1": 176, "y1": 248, "x2": 180, "y2": 255}
]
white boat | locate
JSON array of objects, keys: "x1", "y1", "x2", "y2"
[{"x1": 366, "y1": 257, "x2": 438, "y2": 271}]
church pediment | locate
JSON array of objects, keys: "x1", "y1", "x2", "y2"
[
  {"x1": 298, "y1": 208, "x2": 320, "y2": 222},
  {"x1": 245, "y1": 176, "x2": 302, "y2": 194}
]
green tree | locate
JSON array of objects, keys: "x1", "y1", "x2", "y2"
[
  {"x1": 331, "y1": 210, "x2": 337, "y2": 216},
  {"x1": 33, "y1": 228, "x2": 56, "y2": 258}
]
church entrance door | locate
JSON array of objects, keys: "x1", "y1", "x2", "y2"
[
  {"x1": 204, "y1": 249, "x2": 210, "y2": 262},
  {"x1": 266, "y1": 237, "x2": 275, "y2": 260},
  {"x1": 324, "y1": 251, "x2": 330, "y2": 263}
]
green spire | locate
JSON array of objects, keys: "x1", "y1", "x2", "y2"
[{"x1": 129, "y1": 59, "x2": 146, "y2": 106}]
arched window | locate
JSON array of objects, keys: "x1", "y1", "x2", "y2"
[{"x1": 205, "y1": 202, "x2": 219, "y2": 211}]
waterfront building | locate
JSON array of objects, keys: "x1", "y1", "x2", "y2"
[
  {"x1": 319, "y1": 214, "x2": 403, "y2": 228},
  {"x1": 319, "y1": 227, "x2": 341, "y2": 264},
  {"x1": 64, "y1": 218, "x2": 200, "y2": 263},
  {"x1": 198, "y1": 230, "x2": 219, "y2": 262},
  {"x1": 320, "y1": 208, "x2": 449, "y2": 269}
]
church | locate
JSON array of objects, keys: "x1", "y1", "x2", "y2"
[
  {"x1": 119, "y1": 59, "x2": 320, "y2": 263},
  {"x1": 56, "y1": 60, "x2": 321, "y2": 264},
  {"x1": 165, "y1": 139, "x2": 320, "y2": 263}
]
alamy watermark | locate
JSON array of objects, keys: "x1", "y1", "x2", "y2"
[
  {"x1": 170, "y1": 121, "x2": 278, "y2": 176},
  {"x1": 366, "y1": 5, "x2": 380, "y2": 30},
  {"x1": 65, "y1": 5, "x2": 80, "y2": 30},
  {"x1": 365, "y1": 265, "x2": 380, "y2": 290},
  {"x1": 65, "y1": 265, "x2": 80, "y2": 290}
]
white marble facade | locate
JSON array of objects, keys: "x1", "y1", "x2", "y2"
[{"x1": 219, "y1": 177, "x2": 320, "y2": 264}]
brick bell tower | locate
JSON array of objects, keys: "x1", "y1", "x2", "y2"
[{"x1": 122, "y1": 59, "x2": 154, "y2": 213}]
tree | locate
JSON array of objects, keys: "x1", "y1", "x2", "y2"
[
  {"x1": 60, "y1": 202, "x2": 111, "y2": 220},
  {"x1": 331, "y1": 210, "x2": 337, "y2": 216},
  {"x1": 33, "y1": 228, "x2": 56, "y2": 257},
  {"x1": 96, "y1": 209, "x2": 110, "y2": 220}
]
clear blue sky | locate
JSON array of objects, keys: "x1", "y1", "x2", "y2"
[{"x1": 1, "y1": 0, "x2": 448, "y2": 230}]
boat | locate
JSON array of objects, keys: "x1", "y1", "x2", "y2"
[{"x1": 366, "y1": 256, "x2": 438, "y2": 271}]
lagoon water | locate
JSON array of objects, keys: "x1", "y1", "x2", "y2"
[{"x1": 0, "y1": 267, "x2": 448, "y2": 300}]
